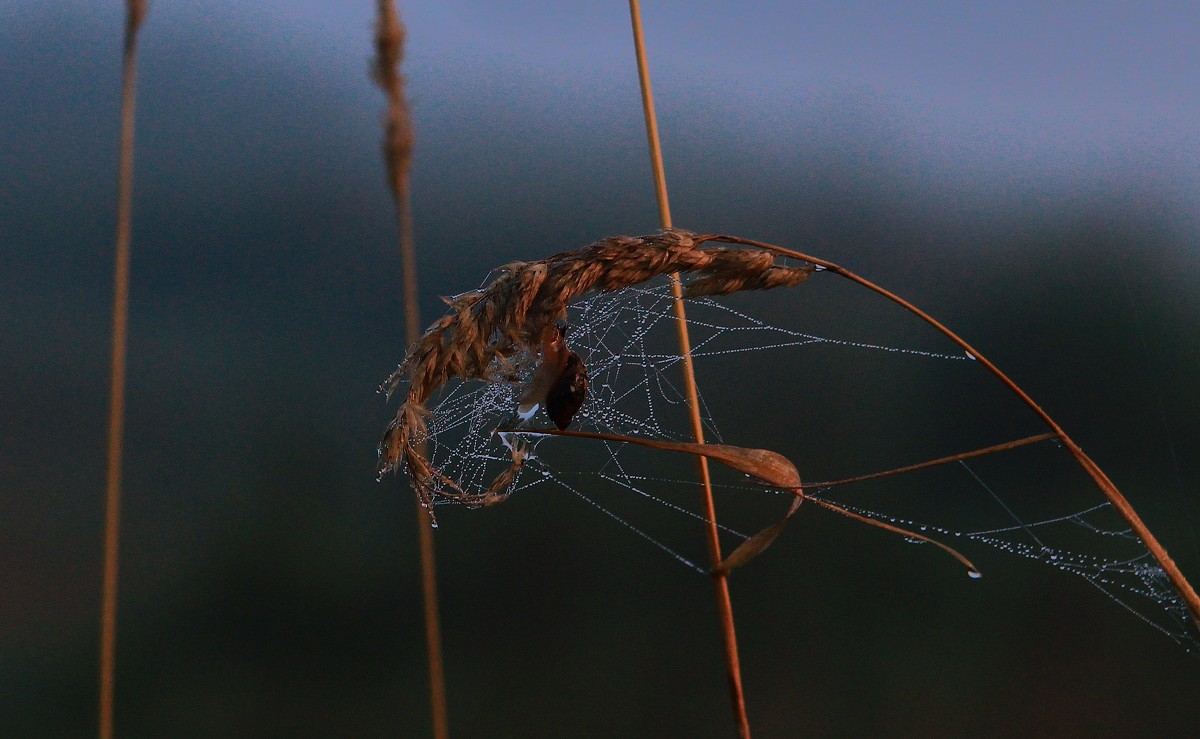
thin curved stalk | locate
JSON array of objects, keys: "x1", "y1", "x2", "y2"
[
  {"x1": 701, "y1": 233, "x2": 1200, "y2": 630},
  {"x1": 805, "y1": 496, "x2": 981, "y2": 577},
  {"x1": 627, "y1": 3, "x2": 751, "y2": 736},
  {"x1": 802, "y1": 433, "x2": 1058, "y2": 489}
]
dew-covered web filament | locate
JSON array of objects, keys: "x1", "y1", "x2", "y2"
[
  {"x1": 382, "y1": 245, "x2": 1200, "y2": 654},
  {"x1": 803, "y1": 488, "x2": 1199, "y2": 652}
]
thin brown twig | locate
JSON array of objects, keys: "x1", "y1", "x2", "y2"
[
  {"x1": 100, "y1": 2, "x2": 146, "y2": 738},
  {"x1": 805, "y1": 496, "x2": 981, "y2": 576},
  {"x1": 373, "y1": 4, "x2": 449, "y2": 738},
  {"x1": 627, "y1": 3, "x2": 751, "y2": 736},
  {"x1": 801, "y1": 433, "x2": 1059, "y2": 489},
  {"x1": 704, "y1": 233, "x2": 1200, "y2": 631}
]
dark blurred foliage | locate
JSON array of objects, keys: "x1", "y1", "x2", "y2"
[{"x1": 2, "y1": 4, "x2": 1198, "y2": 737}]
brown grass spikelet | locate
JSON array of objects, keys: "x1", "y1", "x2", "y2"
[
  {"x1": 377, "y1": 229, "x2": 816, "y2": 517},
  {"x1": 373, "y1": 0, "x2": 413, "y2": 199}
]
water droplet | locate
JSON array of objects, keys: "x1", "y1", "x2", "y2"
[{"x1": 968, "y1": 570, "x2": 982, "y2": 579}]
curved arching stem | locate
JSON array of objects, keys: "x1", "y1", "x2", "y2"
[{"x1": 700, "y1": 233, "x2": 1200, "y2": 631}]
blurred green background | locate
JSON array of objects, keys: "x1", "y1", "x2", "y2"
[{"x1": 3, "y1": 2, "x2": 1199, "y2": 736}]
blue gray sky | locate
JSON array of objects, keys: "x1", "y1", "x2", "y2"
[{"x1": 207, "y1": 0, "x2": 1200, "y2": 185}]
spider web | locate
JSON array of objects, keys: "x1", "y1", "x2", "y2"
[{"x1": 396, "y1": 271, "x2": 1200, "y2": 653}]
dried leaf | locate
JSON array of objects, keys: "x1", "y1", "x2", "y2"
[
  {"x1": 522, "y1": 429, "x2": 801, "y2": 489},
  {"x1": 714, "y1": 496, "x2": 804, "y2": 575}
]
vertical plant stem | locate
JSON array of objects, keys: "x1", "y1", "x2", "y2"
[
  {"x1": 374, "y1": 4, "x2": 450, "y2": 737},
  {"x1": 627, "y1": 3, "x2": 751, "y2": 736},
  {"x1": 100, "y1": 2, "x2": 146, "y2": 738}
]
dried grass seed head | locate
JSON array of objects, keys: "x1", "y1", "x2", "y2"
[{"x1": 378, "y1": 229, "x2": 815, "y2": 516}]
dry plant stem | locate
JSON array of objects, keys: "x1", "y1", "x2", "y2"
[
  {"x1": 100, "y1": 3, "x2": 146, "y2": 738},
  {"x1": 628, "y1": 0, "x2": 671, "y2": 228},
  {"x1": 806, "y1": 497, "x2": 980, "y2": 575},
  {"x1": 709, "y1": 234, "x2": 1200, "y2": 630},
  {"x1": 374, "y1": 4, "x2": 449, "y2": 737},
  {"x1": 627, "y1": 3, "x2": 750, "y2": 736},
  {"x1": 803, "y1": 433, "x2": 1059, "y2": 489}
]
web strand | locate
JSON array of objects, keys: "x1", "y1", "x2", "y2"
[{"x1": 402, "y1": 276, "x2": 1199, "y2": 654}]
